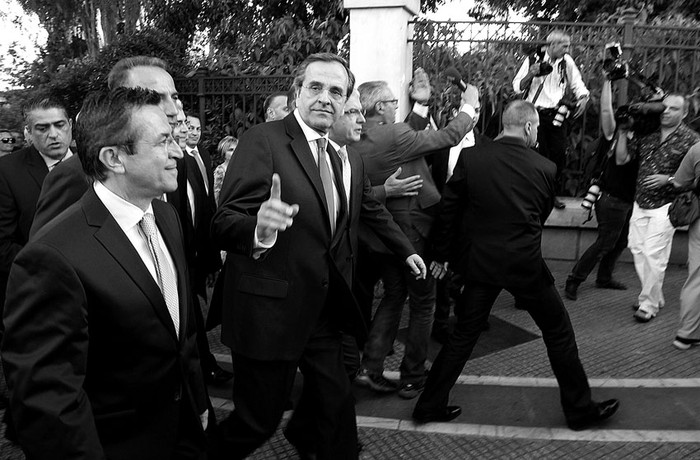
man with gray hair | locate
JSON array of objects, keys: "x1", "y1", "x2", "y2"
[
  {"x1": 413, "y1": 101, "x2": 619, "y2": 431},
  {"x1": 351, "y1": 68, "x2": 478, "y2": 400},
  {"x1": 513, "y1": 29, "x2": 590, "y2": 209}
]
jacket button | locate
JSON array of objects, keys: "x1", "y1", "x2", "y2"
[{"x1": 321, "y1": 280, "x2": 329, "y2": 287}]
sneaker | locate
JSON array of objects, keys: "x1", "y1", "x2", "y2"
[
  {"x1": 354, "y1": 368, "x2": 399, "y2": 393},
  {"x1": 398, "y1": 380, "x2": 425, "y2": 399},
  {"x1": 633, "y1": 308, "x2": 656, "y2": 323},
  {"x1": 595, "y1": 279, "x2": 627, "y2": 290},
  {"x1": 564, "y1": 280, "x2": 579, "y2": 300},
  {"x1": 673, "y1": 336, "x2": 700, "y2": 350}
]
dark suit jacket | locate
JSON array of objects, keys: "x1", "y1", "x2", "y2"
[
  {"x1": 30, "y1": 154, "x2": 90, "y2": 238},
  {"x1": 184, "y1": 146, "x2": 221, "y2": 298},
  {"x1": 432, "y1": 136, "x2": 556, "y2": 289},
  {"x1": 0, "y1": 146, "x2": 49, "y2": 306},
  {"x1": 1, "y1": 189, "x2": 207, "y2": 459},
  {"x1": 211, "y1": 115, "x2": 414, "y2": 361},
  {"x1": 350, "y1": 111, "x2": 474, "y2": 254},
  {"x1": 345, "y1": 148, "x2": 415, "y2": 278}
]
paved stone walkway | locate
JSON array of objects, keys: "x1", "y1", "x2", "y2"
[{"x1": 3, "y1": 260, "x2": 700, "y2": 459}]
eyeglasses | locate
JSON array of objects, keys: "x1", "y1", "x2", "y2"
[
  {"x1": 344, "y1": 108, "x2": 365, "y2": 118},
  {"x1": 1, "y1": 138, "x2": 16, "y2": 144},
  {"x1": 123, "y1": 136, "x2": 180, "y2": 151},
  {"x1": 302, "y1": 84, "x2": 346, "y2": 103},
  {"x1": 379, "y1": 99, "x2": 398, "y2": 106}
]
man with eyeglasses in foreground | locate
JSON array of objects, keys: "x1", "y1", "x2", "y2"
[
  {"x1": 2, "y1": 87, "x2": 209, "y2": 459},
  {"x1": 350, "y1": 69, "x2": 479, "y2": 400},
  {"x1": 211, "y1": 53, "x2": 425, "y2": 460}
]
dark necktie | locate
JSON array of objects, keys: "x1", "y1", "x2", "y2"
[{"x1": 316, "y1": 138, "x2": 336, "y2": 235}]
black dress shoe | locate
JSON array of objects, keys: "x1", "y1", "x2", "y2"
[
  {"x1": 412, "y1": 405, "x2": 462, "y2": 424},
  {"x1": 204, "y1": 365, "x2": 234, "y2": 385},
  {"x1": 567, "y1": 399, "x2": 619, "y2": 431},
  {"x1": 554, "y1": 199, "x2": 566, "y2": 209},
  {"x1": 564, "y1": 280, "x2": 579, "y2": 301}
]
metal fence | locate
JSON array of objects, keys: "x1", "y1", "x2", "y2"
[
  {"x1": 175, "y1": 72, "x2": 293, "y2": 164},
  {"x1": 410, "y1": 19, "x2": 700, "y2": 195}
]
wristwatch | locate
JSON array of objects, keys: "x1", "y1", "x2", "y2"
[{"x1": 668, "y1": 175, "x2": 675, "y2": 184}]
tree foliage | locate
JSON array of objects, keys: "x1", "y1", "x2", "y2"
[{"x1": 473, "y1": 0, "x2": 700, "y2": 21}]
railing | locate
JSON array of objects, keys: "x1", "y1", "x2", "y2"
[{"x1": 175, "y1": 73, "x2": 293, "y2": 164}]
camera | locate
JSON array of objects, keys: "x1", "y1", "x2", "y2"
[
  {"x1": 528, "y1": 45, "x2": 553, "y2": 77},
  {"x1": 603, "y1": 42, "x2": 629, "y2": 81},
  {"x1": 581, "y1": 184, "x2": 601, "y2": 210}
]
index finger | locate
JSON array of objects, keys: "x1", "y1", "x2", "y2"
[{"x1": 270, "y1": 173, "x2": 281, "y2": 200}]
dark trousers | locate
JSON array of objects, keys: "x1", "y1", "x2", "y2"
[
  {"x1": 537, "y1": 110, "x2": 568, "y2": 192},
  {"x1": 215, "y1": 331, "x2": 358, "y2": 460},
  {"x1": 414, "y1": 279, "x2": 597, "y2": 424},
  {"x1": 568, "y1": 193, "x2": 633, "y2": 284},
  {"x1": 433, "y1": 278, "x2": 453, "y2": 333},
  {"x1": 361, "y1": 229, "x2": 435, "y2": 383}
]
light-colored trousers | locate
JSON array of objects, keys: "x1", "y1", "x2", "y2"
[
  {"x1": 678, "y1": 218, "x2": 700, "y2": 339},
  {"x1": 628, "y1": 202, "x2": 676, "y2": 314}
]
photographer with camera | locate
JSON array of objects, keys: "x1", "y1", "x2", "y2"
[
  {"x1": 564, "y1": 75, "x2": 640, "y2": 300},
  {"x1": 513, "y1": 30, "x2": 590, "y2": 209},
  {"x1": 620, "y1": 92, "x2": 700, "y2": 322}
]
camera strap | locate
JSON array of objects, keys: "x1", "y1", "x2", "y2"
[{"x1": 531, "y1": 80, "x2": 546, "y2": 105}]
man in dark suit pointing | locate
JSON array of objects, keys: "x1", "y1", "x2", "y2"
[
  {"x1": 211, "y1": 53, "x2": 425, "y2": 459},
  {"x1": 412, "y1": 100, "x2": 620, "y2": 431}
]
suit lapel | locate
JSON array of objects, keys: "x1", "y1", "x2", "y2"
[
  {"x1": 286, "y1": 116, "x2": 336, "y2": 237},
  {"x1": 327, "y1": 143, "x2": 348, "y2": 245},
  {"x1": 347, "y1": 150, "x2": 363, "y2": 223},
  {"x1": 84, "y1": 189, "x2": 179, "y2": 340},
  {"x1": 24, "y1": 147, "x2": 49, "y2": 190}
]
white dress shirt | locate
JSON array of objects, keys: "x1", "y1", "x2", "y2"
[
  {"x1": 512, "y1": 52, "x2": 589, "y2": 109},
  {"x1": 93, "y1": 181, "x2": 179, "y2": 302},
  {"x1": 39, "y1": 149, "x2": 73, "y2": 171}
]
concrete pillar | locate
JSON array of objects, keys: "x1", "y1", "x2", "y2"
[{"x1": 344, "y1": 0, "x2": 420, "y2": 120}]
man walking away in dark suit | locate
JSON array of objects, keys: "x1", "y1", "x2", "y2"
[
  {"x1": 413, "y1": 100, "x2": 620, "y2": 431},
  {"x1": 2, "y1": 87, "x2": 209, "y2": 459},
  {"x1": 210, "y1": 53, "x2": 425, "y2": 460}
]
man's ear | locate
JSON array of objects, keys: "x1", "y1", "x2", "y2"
[
  {"x1": 374, "y1": 102, "x2": 383, "y2": 115},
  {"x1": 99, "y1": 146, "x2": 126, "y2": 175}
]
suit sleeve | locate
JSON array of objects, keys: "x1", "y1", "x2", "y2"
[
  {"x1": 358, "y1": 163, "x2": 415, "y2": 259},
  {"x1": 2, "y1": 243, "x2": 105, "y2": 459},
  {"x1": 0, "y1": 170, "x2": 22, "y2": 275},
  {"x1": 394, "y1": 112, "x2": 474, "y2": 164},
  {"x1": 211, "y1": 126, "x2": 271, "y2": 256},
  {"x1": 431, "y1": 153, "x2": 469, "y2": 262},
  {"x1": 30, "y1": 161, "x2": 89, "y2": 239}
]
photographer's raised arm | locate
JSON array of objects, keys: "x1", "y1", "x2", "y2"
[
  {"x1": 513, "y1": 60, "x2": 539, "y2": 94},
  {"x1": 600, "y1": 80, "x2": 616, "y2": 141}
]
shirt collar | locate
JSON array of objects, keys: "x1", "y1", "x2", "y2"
[
  {"x1": 293, "y1": 109, "x2": 328, "y2": 144},
  {"x1": 93, "y1": 181, "x2": 154, "y2": 234},
  {"x1": 38, "y1": 149, "x2": 73, "y2": 169}
]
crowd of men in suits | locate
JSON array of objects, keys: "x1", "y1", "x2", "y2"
[{"x1": 0, "y1": 41, "x2": 660, "y2": 458}]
